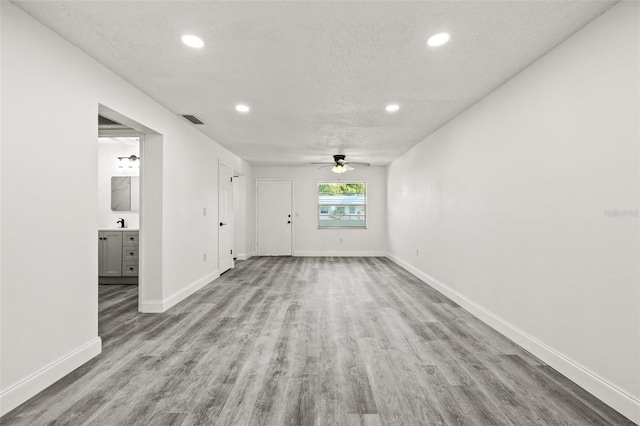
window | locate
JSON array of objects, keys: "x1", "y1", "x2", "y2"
[{"x1": 318, "y1": 182, "x2": 366, "y2": 228}]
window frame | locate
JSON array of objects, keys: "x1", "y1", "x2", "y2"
[{"x1": 317, "y1": 181, "x2": 367, "y2": 229}]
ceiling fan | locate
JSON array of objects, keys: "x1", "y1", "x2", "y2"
[{"x1": 311, "y1": 154, "x2": 370, "y2": 174}]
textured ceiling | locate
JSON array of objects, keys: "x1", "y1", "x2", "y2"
[{"x1": 14, "y1": 1, "x2": 616, "y2": 166}]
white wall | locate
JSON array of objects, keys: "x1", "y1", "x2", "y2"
[
  {"x1": 0, "y1": 2, "x2": 253, "y2": 414},
  {"x1": 253, "y1": 166, "x2": 387, "y2": 256},
  {"x1": 97, "y1": 138, "x2": 140, "y2": 229},
  {"x1": 386, "y1": 2, "x2": 639, "y2": 422}
]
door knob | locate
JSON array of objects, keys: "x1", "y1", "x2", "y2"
[
  {"x1": 287, "y1": 221, "x2": 291, "y2": 224},
  {"x1": 220, "y1": 222, "x2": 227, "y2": 226}
]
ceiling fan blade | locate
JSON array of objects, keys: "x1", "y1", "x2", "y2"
[{"x1": 312, "y1": 155, "x2": 368, "y2": 170}]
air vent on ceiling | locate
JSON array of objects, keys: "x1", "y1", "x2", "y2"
[{"x1": 181, "y1": 114, "x2": 205, "y2": 125}]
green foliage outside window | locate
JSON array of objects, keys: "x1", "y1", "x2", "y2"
[{"x1": 318, "y1": 183, "x2": 365, "y2": 195}]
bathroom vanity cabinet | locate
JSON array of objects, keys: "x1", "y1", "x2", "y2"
[
  {"x1": 98, "y1": 229, "x2": 139, "y2": 282},
  {"x1": 98, "y1": 230, "x2": 122, "y2": 276},
  {"x1": 121, "y1": 231, "x2": 139, "y2": 276}
]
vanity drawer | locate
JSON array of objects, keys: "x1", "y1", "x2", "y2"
[
  {"x1": 123, "y1": 247, "x2": 139, "y2": 261},
  {"x1": 122, "y1": 231, "x2": 139, "y2": 246},
  {"x1": 122, "y1": 262, "x2": 138, "y2": 276}
]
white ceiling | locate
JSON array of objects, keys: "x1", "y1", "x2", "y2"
[{"x1": 14, "y1": 0, "x2": 616, "y2": 166}]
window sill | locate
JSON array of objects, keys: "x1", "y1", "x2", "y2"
[{"x1": 318, "y1": 227, "x2": 367, "y2": 230}]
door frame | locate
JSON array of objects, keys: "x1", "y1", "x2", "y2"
[
  {"x1": 99, "y1": 104, "x2": 162, "y2": 313},
  {"x1": 255, "y1": 177, "x2": 293, "y2": 256}
]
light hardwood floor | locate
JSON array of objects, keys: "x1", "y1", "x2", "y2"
[{"x1": 2, "y1": 257, "x2": 635, "y2": 425}]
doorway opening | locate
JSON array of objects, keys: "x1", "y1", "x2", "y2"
[{"x1": 98, "y1": 134, "x2": 141, "y2": 285}]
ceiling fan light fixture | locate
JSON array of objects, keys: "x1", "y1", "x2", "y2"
[
  {"x1": 181, "y1": 34, "x2": 205, "y2": 49},
  {"x1": 385, "y1": 104, "x2": 399, "y2": 112},
  {"x1": 332, "y1": 164, "x2": 347, "y2": 174},
  {"x1": 427, "y1": 32, "x2": 450, "y2": 47},
  {"x1": 235, "y1": 104, "x2": 250, "y2": 113}
]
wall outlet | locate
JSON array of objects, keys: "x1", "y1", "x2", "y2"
[
  {"x1": 203, "y1": 253, "x2": 207, "y2": 261},
  {"x1": 339, "y1": 237, "x2": 343, "y2": 243},
  {"x1": 203, "y1": 207, "x2": 207, "y2": 216},
  {"x1": 416, "y1": 248, "x2": 420, "y2": 256}
]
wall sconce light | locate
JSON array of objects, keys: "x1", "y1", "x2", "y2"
[{"x1": 118, "y1": 154, "x2": 141, "y2": 169}]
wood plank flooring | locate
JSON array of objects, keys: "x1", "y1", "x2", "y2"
[{"x1": 2, "y1": 257, "x2": 635, "y2": 425}]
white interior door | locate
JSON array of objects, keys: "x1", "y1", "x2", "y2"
[
  {"x1": 219, "y1": 163, "x2": 233, "y2": 273},
  {"x1": 257, "y1": 179, "x2": 292, "y2": 256}
]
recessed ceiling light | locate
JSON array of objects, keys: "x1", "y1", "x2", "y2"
[
  {"x1": 385, "y1": 104, "x2": 399, "y2": 112},
  {"x1": 235, "y1": 104, "x2": 250, "y2": 113},
  {"x1": 181, "y1": 34, "x2": 205, "y2": 49},
  {"x1": 427, "y1": 32, "x2": 450, "y2": 47}
]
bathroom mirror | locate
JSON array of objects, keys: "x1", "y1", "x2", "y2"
[{"x1": 111, "y1": 176, "x2": 140, "y2": 211}]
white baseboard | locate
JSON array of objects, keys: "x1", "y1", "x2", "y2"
[
  {"x1": 0, "y1": 337, "x2": 102, "y2": 417},
  {"x1": 236, "y1": 253, "x2": 251, "y2": 261},
  {"x1": 386, "y1": 253, "x2": 640, "y2": 424},
  {"x1": 140, "y1": 270, "x2": 219, "y2": 313},
  {"x1": 293, "y1": 251, "x2": 386, "y2": 257},
  {"x1": 140, "y1": 299, "x2": 165, "y2": 313}
]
